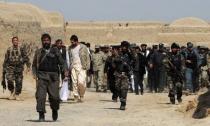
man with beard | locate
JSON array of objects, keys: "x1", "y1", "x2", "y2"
[
  {"x1": 113, "y1": 41, "x2": 131, "y2": 110},
  {"x1": 68, "y1": 35, "x2": 90, "y2": 102},
  {"x1": 32, "y1": 33, "x2": 68, "y2": 121},
  {"x1": 53, "y1": 39, "x2": 72, "y2": 100},
  {"x1": 54, "y1": 39, "x2": 70, "y2": 80}
]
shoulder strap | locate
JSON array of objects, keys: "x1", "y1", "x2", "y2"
[
  {"x1": 36, "y1": 48, "x2": 50, "y2": 69},
  {"x1": 40, "y1": 49, "x2": 50, "y2": 65}
]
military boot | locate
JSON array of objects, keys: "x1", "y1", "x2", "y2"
[
  {"x1": 112, "y1": 97, "x2": 117, "y2": 102},
  {"x1": 170, "y1": 97, "x2": 175, "y2": 104},
  {"x1": 39, "y1": 112, "x2": 45, "y2": 122},
  {"x1": 177, "y1": 98, "x2": 182, "y2": 104},
  {"x1": 140, "y1": 89, "x2": 144, "y2": 95},
  {"x1": 120, "y1": 102, "x2": 126, "y2": 110},
  {"x1": 52, "y1": 110, "x2": 58, "y2": 121}
]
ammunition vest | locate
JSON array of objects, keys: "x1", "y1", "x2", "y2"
[
  {"x1": 38, "y1": 47, "x2": 60, "y2": 73},
  {"x1": 170, "y1": 53, "x2": 182, "y2": 71},
  {"x1": 8, "y1": 47, "x2": 23, "y2": 65}
]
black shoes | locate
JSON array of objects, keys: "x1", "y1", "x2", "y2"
[
  {"x1": 177, "y1": 98, "x2": 182, "y2": 104},
  {"x1": 120, "y1": 105, "x2": 126, "y2": 110},
  {"x1": 170, "y1": 97, "x2": 176, "y2": 104},
  {"x1": 38, "y1": 110, "x2": 58, "y2": 122},
  {"x1": 112, "y1": 95, "x2": 118, "y2": 102},
  {"x1": 120, "y1": 102, "x2": 126, "y2": 110},
  {"x1": 39, "y1": 112, "x2": 45, "y2": 122},
  {"x1": 52, "y1": 110, "x2": 58, "y2": 121},
  {"x1": 140, "y1": 90, "x2": 144, "y2": 95},
  {"x1": 112, "y1": 98, "x2": 118, "y2": 102}
]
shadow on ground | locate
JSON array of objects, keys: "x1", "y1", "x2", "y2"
[{"x1": 26, "y1": 120, "x2": 59, "y2": 123}]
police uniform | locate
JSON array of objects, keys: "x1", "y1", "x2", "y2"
[
  {"x1": 133, "y1": 51, "x2": 147, "y2": 95},
  {"x1": 150, "y1": 44, "x2": 167, "y2": 92},
  {"x1": 32, "y1": 46, "x2": 67, "y2": 121}
]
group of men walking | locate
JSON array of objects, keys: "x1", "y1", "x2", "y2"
[
  {"x1": 89, "y1": 41, "x2": 210, "y2": 107},
  {"x1": 2, "y1": 33, "x2": 210, "y2": 121},
  {"x1": 1, "y1": 34, "x2": 90, "y2": 121}
]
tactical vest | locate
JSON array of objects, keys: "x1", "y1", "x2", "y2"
[
  {"x1": 116, "y1": 53, "x2": 131, "y2": 73},
  {"x1": 8, "y1": 46, "x2": 23, "y2": 65},
  {"x1": 170, "y1": 53, "x2": 182, "y2": 71},
  {"x1": 38, "y1": 47, "x2": 60, "y2": 72}
]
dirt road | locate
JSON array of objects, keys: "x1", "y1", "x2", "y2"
[{"x1": 0, "y1": 76, "x2": 209, "y2": 126}]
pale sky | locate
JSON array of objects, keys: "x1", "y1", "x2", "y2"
[{"x1": 7, "y1": 0, "x2": 210, "y2": 22}]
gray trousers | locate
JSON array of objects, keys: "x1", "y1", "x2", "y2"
[{"x1": 36, "y1": 72, "x2": 60, "y2": 113}]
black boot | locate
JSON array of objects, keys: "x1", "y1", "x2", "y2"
[
  {"x1": 120, "y1": 102, "x2": 126, "y2": 110},
  {"x1": 177, "y1": 98, "x2": 182, "y2": 103},
  {"x1": 39, "y1": 112, "x2": 45, "y2": 122},
  {"x1": 112, "y1": 97, "x2": 117, "y2": 102},
  {"x1": 140, "y1": 89, "x2": 144, "y2": 95},
  {"x1": 170, "y1": 97, "x2": 175, "y2": 104},
  {"x1": 52, "y1": 110, "x2": 58, "y2": 121}
]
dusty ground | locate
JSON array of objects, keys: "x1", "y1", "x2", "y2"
[{"x1": 0, "y1": 75, "x2": 209, "y2": 126}]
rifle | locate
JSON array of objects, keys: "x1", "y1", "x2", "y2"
[
  {"x1": 168, "y1": 57, "x2": 184, "y2": 83},
  {"x1": 1, "y1": 71, "x2": 6, "y2": 93}
]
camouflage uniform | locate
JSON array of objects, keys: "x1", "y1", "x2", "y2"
[
  {"x1": 3, "y1": 46, "x2": 30, "y2": 95},
  {"x1": 166, "y1": 52, "x2": 184, "y2": 104},
  {"x1": 199, "y1": 50, "x2": 209, "y2": 88},
  {"x1": 103, "y1": 52, "x2": 110, "y2": 90},
  {"x1": 92, "y1": 49, "x2": 107, "y2": 91},
  {"x1": 113, "y1": 51, "x2": 131, "y2": 110}
]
